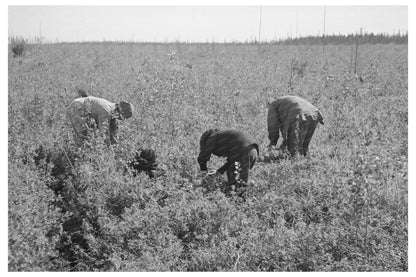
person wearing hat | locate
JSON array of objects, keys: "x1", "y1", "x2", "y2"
[
  {"x1": 197, "y1": 129, "x2": 259, "y2": 190},
  {"x1": 267, "y1": 95, "x2": 323, "y2": 157},
  {"x1": 67, "y1": 96, "x2": 134, "y2": 145}
]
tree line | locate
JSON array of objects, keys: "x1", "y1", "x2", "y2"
[{"x1": 274, "y1": 32, "x2": 408, "y2": 45}]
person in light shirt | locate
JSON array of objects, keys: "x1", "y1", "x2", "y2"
[{"x1": 67, "y1": 95, "x2": 133, "y2": 146}]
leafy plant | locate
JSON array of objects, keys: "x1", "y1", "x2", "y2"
[{"x1": 8, "y1": 42, "x2": 407, "y2": 271}]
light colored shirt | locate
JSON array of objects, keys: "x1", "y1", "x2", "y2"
[{"x1": 67, "y1": 96, "x2": 119, "y2": 144}]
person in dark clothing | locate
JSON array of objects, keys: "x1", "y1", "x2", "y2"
[{"x1": 198, "y1": 129, "x2": 259, "y2": 189}]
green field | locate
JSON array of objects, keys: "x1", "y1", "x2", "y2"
[{"x1": 8, "y1": 42, "x2": 408, "y2": 271}]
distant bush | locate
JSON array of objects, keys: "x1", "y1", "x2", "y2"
[{"x1": 9, "y1": 36, "x2": 28, "y2": 57}]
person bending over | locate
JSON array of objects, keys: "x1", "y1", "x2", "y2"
[{"x1": 198, "y1": 129, "x2": 259, "y2": 190}]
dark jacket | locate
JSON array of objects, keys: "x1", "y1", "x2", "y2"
[{"x1": 198, "y1": 129, "x2": 259, "y2": 172}]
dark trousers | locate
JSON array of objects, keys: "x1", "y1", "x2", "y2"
[
  {"x1": 285, "y1": 119, "x2": 319, "y2": 156},
  {"x1": 225, "y1": 145, "x2": 258, "y2": 186}
]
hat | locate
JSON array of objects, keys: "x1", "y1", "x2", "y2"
[
  {"x1": 119, "y1": 101, "x2": 134, "y2": 119},
  {"x1": 200, "y1": 129, "x2": 219, "y2": 147}
]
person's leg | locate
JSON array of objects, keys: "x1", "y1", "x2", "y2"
[
  {"x1": 233, "y1": 147, "x2": 256, "y2": 198},
  {"x1": 239, "y1": 146, "x2": 258, "y2": 183},
  {"x1": 109, "y1": 118, "x2": 119, "y2": 145},
  {"x1": 226, "y1": 150, "x2": 241, "y2": 188},
  {"x1": 298, "y1": 121, "x2": 309, "y2": 156},
  {"x1": 302, "y1": 121, "x2": 318, "y2": 156},
  {"x1": 279, "y1": 138, "x2": 288, "y2": 152},
  {"x1": 225, "y1": 164, "x2": 237, "y2": 194},
  {"x1": 226, "y1": 161, "x2": 237, "y2": 182},
  {"x1": 239, "y1": 156, "x2": 249, "y2": 184},
  {"x1": 249, "y1": 147, "x2": 258, "y2": 169},
  {"x1": 287, "y1": 120, "x2": 301, "y2": 157}
]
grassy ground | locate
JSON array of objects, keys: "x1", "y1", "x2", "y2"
[{"x1": 8, "y1": 42, "x2": 407, "y2": 271}]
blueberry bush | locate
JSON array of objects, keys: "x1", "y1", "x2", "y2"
[{"x1": 8, "y1": 42, "x2": 407, "y2": 271}]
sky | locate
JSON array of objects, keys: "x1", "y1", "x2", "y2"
[{"x1": 8, "y1": 5, "x2": 408, "y2": 43}]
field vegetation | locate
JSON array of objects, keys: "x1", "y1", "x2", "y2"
[{"x1": 8, "y1": 41, "x2": 407, "y2": 271}]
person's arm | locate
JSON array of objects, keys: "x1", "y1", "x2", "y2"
[
  {"x1": 113, "y1": 104, "x2": 122, "y2": 120},
  {"x1": 109, "y1": 118, "x2": 119, "y2": 145},
  {"x1": 317, "y1": 110, "x2": 324, "y2": 125},
  {"x1": 267, "y1": 105, "x2": 280, "y2": 146},
  {"x1": 197, "y1": 136, "x2": 215, "y2": 171}
]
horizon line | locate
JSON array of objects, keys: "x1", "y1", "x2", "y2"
[{"x1": 8, "y1": 30, "x2": 409, "y2": 45}]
